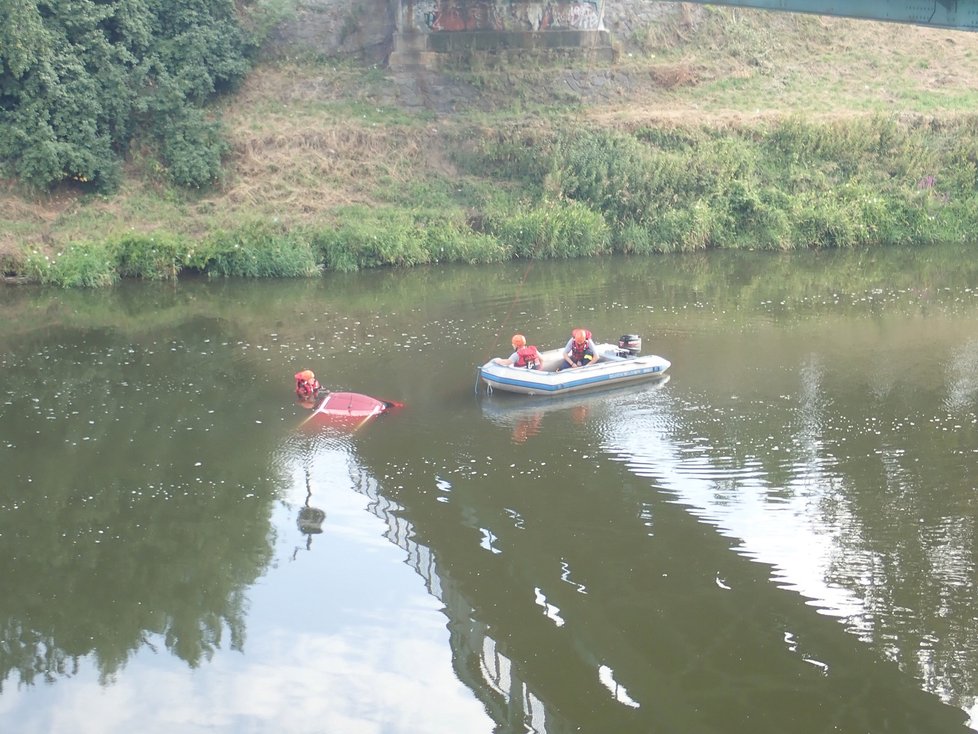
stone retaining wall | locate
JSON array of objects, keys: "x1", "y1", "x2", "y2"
[{"x1": 266, "y1": 0, "x2": 702, "y2": 63}]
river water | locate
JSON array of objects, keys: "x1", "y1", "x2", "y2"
[{"x1": 1, "y1": 244, "x2": 977, "y2": 733}]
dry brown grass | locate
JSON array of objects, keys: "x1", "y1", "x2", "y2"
[
  {"x1": 210, "y1": 61, "x2": 444, "y2": 219},
  {"x1": 648, "y1": 62, "x2": 700, "y2": 89},
  {"x1": 0, "y1": 183, "x2": 82, "y2": 254},
  {"x1": 231, "y1": 63, "x2": 361, "y2": 107},
  {"x1": 585, "y1": 12, "x2": 978, "y2": 126},
  {"x1": 221, "y1": 122, "x2": 435, "y2": 217},
  {"x1": 0, "y1": 182, "x2": 86, "y2": 223}
]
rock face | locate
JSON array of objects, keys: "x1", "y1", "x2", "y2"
[{"x1": 265, "y1": 0, "x2": 699, "y2": 64}]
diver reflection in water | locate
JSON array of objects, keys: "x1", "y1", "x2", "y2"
[
  {"x1": 293, "y1": 469, "x2": 326, "y2": 559},
  {"x1": 510, "y1": 403, "x2": 588, "y2": 444},
  {"x1": 511, "y1": 412, "x2": 543, "y2": 443}
]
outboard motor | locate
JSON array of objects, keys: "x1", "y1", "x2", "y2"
[{"x1": 618, "y1": 334, "x2": 642, "y2": 356}]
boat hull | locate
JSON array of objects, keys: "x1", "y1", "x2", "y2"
[
  {"x1": 310, "y1": 391, "x2": 390, "y2": 424},
  {"x1": 479, "y1": 343, "x2": 670, "y2": 396}
]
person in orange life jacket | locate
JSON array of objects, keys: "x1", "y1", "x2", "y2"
[
  {"x1": 295, "y1": 369, "x2": 321, "y2": 399},
  {"x1": 494, "y1": 334, "x2": 543, "y2": 370},
  {"x1": 558, "y1": 328, "x2": 600, "y2": 370}
]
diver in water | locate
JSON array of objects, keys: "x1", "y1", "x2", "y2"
[{"x1": 294, "y1": 370, "x2": 322, "y2": 400}]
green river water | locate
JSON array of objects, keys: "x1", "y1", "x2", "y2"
[{"x1": 1, "y1": 244, "x2": 977, "y2": 733}]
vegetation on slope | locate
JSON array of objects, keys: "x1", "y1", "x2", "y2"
[
  {"x1": 4, "y1": 3, "x2": 978, "y2": 285},
  {"x1": 0, "y1": 0, "x2": 276, "y2": 192}
]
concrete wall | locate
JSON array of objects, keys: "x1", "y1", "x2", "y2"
[
  {"x1": 265, "y1": 0, "x2": 397, "y2": 63},
  {"x1": 265, "y1": 0, "x2": 700, "y2": 63},
  {"x1": 400, "y1": 0, "x2": 605, "y2": 33}
]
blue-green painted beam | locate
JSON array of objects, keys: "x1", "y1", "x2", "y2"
[{"x1": 663, "y1": 1, "x2": 978, "y2": 32}]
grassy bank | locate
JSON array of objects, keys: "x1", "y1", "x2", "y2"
[{"x1": 5, "y1": 7, "x2": 978, "y2": 286}]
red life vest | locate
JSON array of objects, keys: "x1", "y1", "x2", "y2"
[
  {"x1": 515, "y1": 345, "x2": 540, "y2": 368},
  {"x1": 570, "y1": 340, "x2": 591, "y2": 362},
  {"x1": 296, "y1": 377, "x2": 320, "y2": 397}
]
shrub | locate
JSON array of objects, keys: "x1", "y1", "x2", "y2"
[
  {"x1": 311, "y1": 207, "x2": 511, "y2": 272},
  {"x1": 0, "y1": 0, "x2": 253, "y2": 191},
  {"x1": 791, "y1": 193, "x2": 865, "y2": 248},
  {"x1": 457, "y1": 128, "x2": 555, "y2": 185},
  {"x1": 153, "y1": 109, "x2": 229, "y2": 189},
  {"x1": 614, "y1": 221, "x2": 657, "y2": 255},
  {"x1": 548, "y1": 130, "x2": 678, "y2": 228},
  {"x1": 724, "y1": 181, "x2": 793, "y2": 250}
]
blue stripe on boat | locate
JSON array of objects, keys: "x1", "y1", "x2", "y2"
[{"x1": 480, "y1": 364, "x2": 664, "y2": 392}]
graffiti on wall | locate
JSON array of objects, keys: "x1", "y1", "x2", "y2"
[{"x1": 411, "y1": 0, "x2": 602, "y2": 32}]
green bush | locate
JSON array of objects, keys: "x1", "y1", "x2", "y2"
[
  {"x1": 791, "y1": 193, "x2": 865, "y2": 248},
  {"x1": 724, "y1": 182, "x2": 793, "y2": 250},
  {"x1": 311, "y1": 207, "x2": 512, "y2": 272},
  {"x1": 153, "y1": 109, "x2": 230, "y2": 189},
  {"x1": 457, "y1": 128, "x2": 555, "y2": 185},
  {"x1": 549, "y1": 130, "x2": 680, "y2": 228},
  {"x1": 0, "y1": 0, "x2": 254, "y2": 191},
  {"x1": 614, "y1": 221, "x2": 657, "y2": 255}
]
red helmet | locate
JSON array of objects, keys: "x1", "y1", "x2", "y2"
[
  {"x1": 511, "y1": 334, "x2": 527, "y2": 348},
  {"x1": 295, "y1": 370, "x2": 316, "y2": 382},
  {"x1": 572, "y1": 329, "x2": 587, "y2": 344}
]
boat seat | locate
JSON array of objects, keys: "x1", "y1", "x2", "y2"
[{"x1": 598, "y1": 348, "x2": 628, "y2": 362}]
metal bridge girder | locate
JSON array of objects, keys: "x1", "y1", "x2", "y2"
[{"x1": 666, "y1": 1, "x2": 978, "y2": 32}]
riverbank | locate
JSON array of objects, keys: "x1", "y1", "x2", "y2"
[{"x1": 5, "y1": 5, "x2": 978, "y2": 286}]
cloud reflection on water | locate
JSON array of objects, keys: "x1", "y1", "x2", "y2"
[{"x1": 0, "y1": 445, "x2": 493, "y2": 734}]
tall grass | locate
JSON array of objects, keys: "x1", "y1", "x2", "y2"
[
  {"x1": 202, "y1": 222, "x2": 320, "y2": 278},
  {"x1": 308, "y1": 206, "x2": 508, "y2": 272},
  {"x1": 22, "y1": 243, "x2": 120, "y2": 288},
  {"x1": 115, "y1": 233, "x2": 186, "y2": 280},
  {"x1": 484, "y1": 199, "x2": 610, "y2": 258},
  {"x1": 462, "y1": 116, "x2": 978, "y2": 253},
  {"x1": 10, "y1": 113, "x2": 978, "y2": 286}
]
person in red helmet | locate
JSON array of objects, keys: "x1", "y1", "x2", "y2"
[
  {"x1": 559, "y1": 328, "x2": 599, "y2": 370},
  {"x1": 494, "y1": 334, "x2": 543, "y2": 370},
  {"x1": 295, "y1": 370, "x2": 321, "y2": 399}
]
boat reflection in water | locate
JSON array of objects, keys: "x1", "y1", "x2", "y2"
[{"x1": 479, "y1": 375, "x2": 672, "y2": 444}]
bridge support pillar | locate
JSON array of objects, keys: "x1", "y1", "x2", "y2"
[{"x1": 389, "y1": 0, "x2": 616, "y2": 69}]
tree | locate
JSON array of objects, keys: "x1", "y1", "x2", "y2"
[{"x1": 0, "y1": 0, "x2": 254, "y2": 191}]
